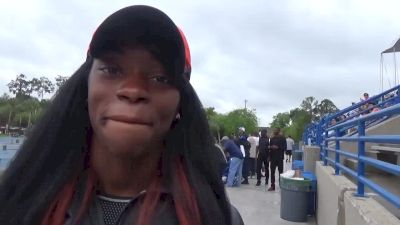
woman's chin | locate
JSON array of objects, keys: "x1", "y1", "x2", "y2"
[{"x1": 97, "y1": 131, "x2": 155, "y2": 157}]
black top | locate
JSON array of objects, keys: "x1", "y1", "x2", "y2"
[
  {"x1": 98, "y1": 194, "x2": 131, "y2": 225},
  {"x1": 64, "y1": 175, "x2": 245, "y2": 225},
  {"x1": 258, "y1": 136, "x2": 269, "y2": 157},
  {"x1": 269, "y1": 135, "x2": 287, "y2": 161}
]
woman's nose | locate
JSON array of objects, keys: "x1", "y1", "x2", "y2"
[{"x1": 116, "y1": 76, "x2": 150, "y2": 103}]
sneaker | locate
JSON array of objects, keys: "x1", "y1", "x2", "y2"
[
  {"x1": 256, "y1": 180, "x2": 261, "y2": 186},
  {"x1": 267, "y1": 186, "x2": 275, "y2": 191},
  {"x1": 241, "y1": 180, "x2": 249, "y2": 185}
]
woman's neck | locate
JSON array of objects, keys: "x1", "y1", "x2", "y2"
[{"x1": 90, "y1": 137, "x2": 162, "y2": 198}]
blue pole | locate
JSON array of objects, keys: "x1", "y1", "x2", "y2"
[
  {"x1": 335, "y1": 128, "x2": 340, "y2": 175},
  {"x1": 357, "y1": 120, "x2": 366, "y2": 196},
  {"x1": 324, "y1": 123, "x2": 328, "y2": 166},
  {"x1": 318, "y1": 122, "x2": 323, "y2": 160}
]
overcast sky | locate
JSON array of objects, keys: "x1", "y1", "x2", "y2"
[{"x1": 1, "y1": 0, "x2": 400, "y2": 126}]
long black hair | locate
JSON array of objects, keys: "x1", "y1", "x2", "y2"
[{"x1": 0, "y1": 57, "x2": 231, "y2": 224}]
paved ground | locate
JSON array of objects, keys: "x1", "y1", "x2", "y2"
[{"x1": 226, "y1": 161, "x2": 317, "y2": 225}]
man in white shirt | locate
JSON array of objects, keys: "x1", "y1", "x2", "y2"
[
  {"x1": 247, "y1": 132, "x2": 259, "y2": 178},
  {"x1": 285, "y1": 135, "x2": 295, "y2": 163}
]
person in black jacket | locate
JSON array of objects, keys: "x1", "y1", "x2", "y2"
[
  {"x1": 256, "y1": 129, "x2": 269, "y2": 186},
  {"x1": 268, "y1": 128, "x2": 287, "y2": 191},
  {"x1": 235, "y1": 127, "x2": 251, "y2": 184}
]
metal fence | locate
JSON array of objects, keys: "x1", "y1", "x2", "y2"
[
  {"x1": 324, "y1": 104, "x2": 400, "y2": 208},
  {"x1": 303, "y1": 85, "x2": 400, "y2": 209}
]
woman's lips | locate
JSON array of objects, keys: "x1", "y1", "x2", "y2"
[{"x1": 106, "y1": 115, "x2": 152, "y2": 126}]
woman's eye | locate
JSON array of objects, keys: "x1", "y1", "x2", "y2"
[
  {"x1": 150, "y1": 75, "x2": 172, "y2": 84},
  {"x1": 99, "y1": 66, "x2": 122, "y2": 77}
]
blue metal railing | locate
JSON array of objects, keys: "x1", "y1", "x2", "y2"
[
  {"x1": 313, "y1": 85, "x2": 400, "y2": 146},
  {"x1": 328, "y1": 84, "x2": 400, "y2": 124},
  {"x1": 325, "y1": 104, "x2": 400, "y2": 207},
  {"x1": 303, "y1": 123, "x2": 317, "y2": 145},
  {"x1": 303, "y1": 85, "x2": 400, "y2": 209}
]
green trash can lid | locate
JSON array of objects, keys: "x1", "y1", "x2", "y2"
[{"x1": 279, "y1": 176, "x2": 315, "y2": 192}]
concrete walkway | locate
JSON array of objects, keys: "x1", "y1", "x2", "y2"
[{"x1": 226, "y1": 161, "x2": 317, "y2": 225}]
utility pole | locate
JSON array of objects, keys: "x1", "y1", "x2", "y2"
[{"x1": 244, "y1": 99, "x2": 248, "y2": 110}]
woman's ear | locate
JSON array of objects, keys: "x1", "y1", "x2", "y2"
[{"x1": 170, "y1": 112, "x2": 181, "y2": 129}]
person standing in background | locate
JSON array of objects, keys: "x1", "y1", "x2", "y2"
[
  {"x1": 221, "y1": 136, "x2": 244, "y2": 187},
  {"x1": 268, "y1": 128, "x2": 286, "y2": 191},
  {"x1": 285, "y1": 135, "x2": 294, "y2": 163},
  {"x1": 236, "y1": 127, "x2": 251, "y2": 184},
  {"x1": 256, "y1": 129, "x2": 269, "y2": 186},
  {"x1": 247, "y1": 132, "x2": 259, "y2": 178}
]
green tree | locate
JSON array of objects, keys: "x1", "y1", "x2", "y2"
[
  {"x1": 288, "y1": 108, "x2": 311, "y2": 141},
  {"x1": 7, "y1": 74, "x2": 32, "y2": 97},
  {"x1": 270, "y1": 96, "x2": 337, "y2": 141},
  {"x1": 314, "y1": 99, "x2": 339, "y2": 121},
  {"x1": 0, "y1": 93, "x2": 10, "y2": 104},
  {"x1": 34, "y1": 77, "x2": 55, "y2": 100},
  {"x1": 0, "y1": 97, "x2": 17, "y2": 127},
  {"x1": 300, "y1": 96, "x2": 319, "y2": 122},
  {"x1": 0, "y1": 94, "x2": 44, "y2": 128},
  {"x1": 1, "y1": 75, "x2": 55, "y2": 128},
  {"x1": 270, "y1": 112, "x2": 290, "y2": 130},
  {"x1": 55, "y1": 75, "x2": 69, "y2": 90},
  {"x1": 205, "y1": 107, "x2": 227, "y2": 140},
  {"x1": 222, "y1": 109, "x2": 258, "y2": 137},
  {"x1": 204, "y1": 107, "x2": 218, "y2": 120},
  {"x1": 0, "y1": 103, "x2": 12, "y2": 126},
  {"x1": 205, "y1": 108, "x2": 259, "y2": 140}
]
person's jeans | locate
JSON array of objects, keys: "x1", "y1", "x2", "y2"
[{"x1": 226, "y1": 157, "x2": 244, "y2": 187}]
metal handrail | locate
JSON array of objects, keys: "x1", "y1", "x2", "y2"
[
  {"x1": 324, "y1": 105, "x2": 400, "y2": 208},
  {"x1": 327, "y1": 104, "x2": 400, "y2": 131},
  {"x1": 328, "y1": 84, "x2": 400, "y2": 121},
  {"x1": 312, "y1": 93, "x2": 400, "y2": 146},
  {"x1": 303, "y1": 88, "x2": 400, "y2": 209}
]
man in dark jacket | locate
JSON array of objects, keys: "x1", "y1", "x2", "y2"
[
  {"x1": 235, "y1": 127, "x2": 251, "y2": 184},
  {"x1": 221, "y1": 136, "x2": 244, "y2": 187},
  {"x1": 268, "y1": 128, "x2": 286, "y2": 191},
  {"x1": 256, "y1": 129, "x2": 269, "y2": 186}
]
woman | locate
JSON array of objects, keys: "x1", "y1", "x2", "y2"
[{"x1": 0, "y1": 5, "x2": 243, "y2": 225}]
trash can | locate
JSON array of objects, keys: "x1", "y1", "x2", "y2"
[
  {"x1": 293, "y1": 150, "x2": 303, "y2": 161},
  {"x1": 280, "y1": 175, "x2": 316, "y2": 222},
  {"x1": 302, "y1": 172, "x2": 317, "y2": 215},
  {"x1": 292, "y1": 160, "x2": 304, "y2": 170}
]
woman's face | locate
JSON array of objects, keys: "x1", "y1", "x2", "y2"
[{"x1": 88, "y1": 46, "x2": 180, "y2": 157}]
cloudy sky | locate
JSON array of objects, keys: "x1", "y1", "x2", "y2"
[{"x1": 1, "y1": 0, "x2": 400, "y2": 126}]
